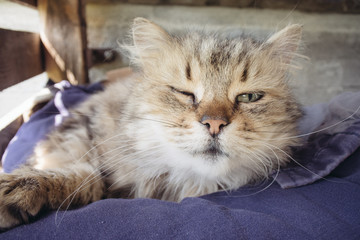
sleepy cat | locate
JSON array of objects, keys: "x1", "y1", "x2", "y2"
[{"x1": 0, "y1": 18, "x2": 303, "y2": 230}]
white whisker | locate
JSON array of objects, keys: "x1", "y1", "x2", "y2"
[
  {"x1": 254, "y1": 140, "x2": 345, "y2": 185},
  {"x1": 272, "y1": 103, "x2": 360, "y2": 140}
]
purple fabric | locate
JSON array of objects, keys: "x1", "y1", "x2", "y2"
[
  {"x1": 1, "y1": 153, "x2": 360, "y2": 239},
  {"x1": 1, "y1": 82, "x2": 360, "y2": 239},
  {"x1": 1, "y1": 81, "x2": 103, "y2": 173},
  {"x1": 275, "y1": 91, "x2": 360, "y2": 188}
]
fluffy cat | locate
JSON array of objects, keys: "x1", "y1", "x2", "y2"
[{"x1": 0, "y1": 18, "x2": 303, "y2": 230}]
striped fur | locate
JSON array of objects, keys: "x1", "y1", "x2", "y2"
[{"x1": 0, "y1": 18, "x2": 304, "y2": 230}]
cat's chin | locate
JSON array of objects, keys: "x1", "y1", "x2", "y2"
[
  {"x1": 204, "y1": 146, "x2": 223, "y2": 156},
  {"x1": 191, "y1": 138, "x2": 228, "y2": 159},
  {"x1": 194, "y1": 146, "x2": 227, "y2": 161}
]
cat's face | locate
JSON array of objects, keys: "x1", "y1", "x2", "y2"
[{"x1": 124, "y1": 18, "x2": 303, "y2": 184}]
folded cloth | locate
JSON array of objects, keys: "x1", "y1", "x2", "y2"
[
  {"x1": 1, "y1": 81, "x2": 103, "y2": 173},
  {"x1": 276, "y1": 91, "x2": 360, "y2": 188}
]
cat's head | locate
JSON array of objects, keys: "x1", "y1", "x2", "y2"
[{"x1": 123, "y1": 18, "x2": 303, "y2": 187}]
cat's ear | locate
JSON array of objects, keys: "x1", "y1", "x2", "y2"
[
  {"x1": 131, "y1": 18, "x2": 171, "y2": 62},
  {"x1": 265, "y1": 24, "x2": 303, "y2": 64}
]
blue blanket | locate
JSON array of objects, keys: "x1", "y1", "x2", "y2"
[{"x1": 1, "y1": 82, "x2": 360, "y2": 239}]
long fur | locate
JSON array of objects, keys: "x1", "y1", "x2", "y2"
[{"x1": 0, "y1": 18, "x2": 304, "y2": 230}]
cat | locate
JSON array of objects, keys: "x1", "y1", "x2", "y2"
[{"x1": 0, "y1": 17, "x2": 303, "y2": 230}]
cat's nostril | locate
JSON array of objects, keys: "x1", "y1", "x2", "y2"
[{"x1": 201, "y1": 118, "x2": 229, "y2": 136}]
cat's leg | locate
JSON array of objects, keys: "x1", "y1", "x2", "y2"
[
  {"x1": 0, "y1": 103, "x2": 115, "y2": 230},
  {"x1": 0, "y1": 163, "x2": 104, "y2": 230}
]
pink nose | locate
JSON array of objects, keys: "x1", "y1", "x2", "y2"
[{"x1": 201, "y1": 118, "x2": 228, "y2": 136}]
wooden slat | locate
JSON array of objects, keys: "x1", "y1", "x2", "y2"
[
  {"x1": 10, "y1": 0, "x2": 37, "y2": 8},
  {"x1": 0, "y1": 29, "x2": 43, "y2": 91},
  {"x1": 85, "y1": 0, "x2": 360, "y2": 13},
  {"x1": 43, "y1": 45, "x2": 67, "y2": 82},
  {"x1": 38, "y1": 0, "x2": 89, "y2": 85}
]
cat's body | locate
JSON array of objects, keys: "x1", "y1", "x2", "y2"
[{"x1": 0, "y1": 18, "x2": 303, "y2": 230}]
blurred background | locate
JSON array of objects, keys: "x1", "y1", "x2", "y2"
[
  {"x1": 86, "y1": 1, "x2": 360, "y2": 106},
  {"x1": 1, "y1": 0, "x2": 360, "y2": 157},
  {"x1": 2, "y1": 0, "x2": 359, "y2": 105}
]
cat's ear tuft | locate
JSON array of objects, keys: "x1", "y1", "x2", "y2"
[
  {"x1": 266, "y1": 24, "x2": 303, "y2": 64},
  {"x1": 132, "y1": 17, "x2": 171, "y2": 56}
]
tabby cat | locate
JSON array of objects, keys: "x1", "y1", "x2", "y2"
[{"x1": 0, "y1": 18, "x2": 303, "y2": 230}]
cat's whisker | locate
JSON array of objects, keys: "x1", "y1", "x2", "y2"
[
  {"x1": 269, "y1": 103, "x2": 360, "y2": 141},
  {"x1": 74, "y1": 141, "x2": 135, "y2": 165},
  {"x1": 244, "y1": 146, "x2": 280, "y2": 197},
  {"x1": 121, "y1": 115, "x2": 181, "y2": 128},
  {"x1": 79, "y1": 142, "x2": 165, "y2": 194},
  {"x1": 106, "y1": 153, "x2": 164, "y2": 191},
  {"x1": 78, "y1": 110, "x2": 181, "y2": 128},
  {"x1": 90, "y1": 97, "x2": 183, "y2": 128},
  {"x1": 242, "y1": 150, "x2": 269, "y2": 177},
  {"x1": 63, "y1": 143, "x2": 160, "y2": 205},
  {"x1": 252, "y1": 148, "x2": 273, "y2": 166},
  {"x1": 98, "y1": 146, "x2": 165, "y2": 180},
  {"x1": 275, "y1": 0, "x2": 300, "y2": 29},
  {"x1": 254, "y1": 144, "x2": 281, "y2": 192},
  {"x1": 55, "y1": 154, "x2": 123, "y2": 226},
  {"x1": 42, "y1": 108, "x2": 181, "y2": 128},
  {"x1": 55, "y1": 143, "x2": 144, "y2": 214},
  {"x1": 70, "y1": 131, "x2": 131, "y2": 165},
  {"x1": 72, "y1": 144, "x2": 139, "y2": 189},
  {"x1": 238, "y1": 103, "x2": 360, "y2": 145},
  {"x1": 215, "y1": 145, "x2": 281, "y2": 199},
  {"x1": 216, "y1": 180, "x2": 230, "y2": 195},
  {"x1": 253, "y1": 148, "x2": 274, "y2": 171},
  {"x1": 75, "y1": 136, "x2": 168, "y2": 189},
  {"x1": 254, "y1": 139, "x2": 345, "y2": 184},
  {"x1": 55, "y1": 145, "x2": 164, "y2": 227}
]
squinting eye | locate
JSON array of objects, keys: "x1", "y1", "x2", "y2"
[
  {"x1": 236, "y1": 92, "x2": 264, "y2": 103},
  {"x1": 170, "y1": 87, "x2": 195, "y2": 102}
]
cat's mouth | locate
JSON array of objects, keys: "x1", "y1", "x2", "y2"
[
  {"x1": 192, "y1": 141, "x2": 227, "y2": 159},
  {"x1": 203, "y1": 146, "x2": 224, "y2": 156}
]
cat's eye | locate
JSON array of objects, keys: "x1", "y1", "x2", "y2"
[
  {"x1": 170, "y1": 87, "x2": 195, "y2": 102},
  {"x1": 236, "y1": 92, "x2": 264, "y2": 103}
]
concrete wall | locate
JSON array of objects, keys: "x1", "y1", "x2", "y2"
[{"x1": 87, "y1": 3, "x2": 360, "y2": 105}]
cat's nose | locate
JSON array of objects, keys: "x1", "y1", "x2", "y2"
[{"x1": 201, "y1": 116, "x2": 229, "y2": 136}]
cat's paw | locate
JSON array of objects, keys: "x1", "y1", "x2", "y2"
[{"x1": 0, "y1": 173, "x2": 48, "y2": 231}]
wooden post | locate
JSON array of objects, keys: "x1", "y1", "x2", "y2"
[
  {"x1": 37, "y1": 0, "x2": 89, "y2": 84},
  {"x1": 0, "y1": 29, "x2": 44, "y2": 91},
  {"x1": 10, "y1": 0, "x2": 37, "y2": 8}
]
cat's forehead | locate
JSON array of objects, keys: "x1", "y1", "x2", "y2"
[
  {"x1": 177, "y1": 34, "x2": 264, "y2": 91},
  {"x1": 181, "y1": 33, "x2": 260, "y2": 64}
]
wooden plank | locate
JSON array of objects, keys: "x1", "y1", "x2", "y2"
[
  {"x1": 86, "y1": 0, "x2": 360, "y2": 13},
  {"x1": 10, "y1": 0, "x2": 37, "y2": 8},
  {"x1": 43, "y1": 45, "x2": 67, "y2": 82},
  {"x1": 0, "y1": 29, "x2": 43, "y2": 91},
  {"x1": 38, "y1": 0, "x2": 89, "y2": 85}
]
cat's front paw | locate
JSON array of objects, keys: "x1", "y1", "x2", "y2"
[{"x1": 0, "y1": 173, "x2": 48, "y2": 231}]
